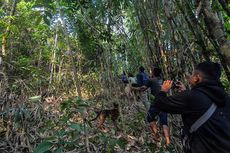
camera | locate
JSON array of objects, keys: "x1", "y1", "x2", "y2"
[{"x1": 172, "y1": 81, "x2": 180, "y2": 89}]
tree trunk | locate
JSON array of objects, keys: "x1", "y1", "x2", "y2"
[
  {"x1": 0, "y1": 0, "x2": 18, "y2": 88},
  {"x1": 60, "y1": 9, "x2": 82, "y2": 98},
  {"x1": 203, "y1": 0, "x2": 230, "y2": 66},
  {"x1": 175, "y1": 0, "x2": 211, "y2": 61},
  {"x1": 49, "y1": 27, "x2": 58, "y2": 88},
  {"x1": 1, "y1": 0, "x2": 18, "y2": 57}
]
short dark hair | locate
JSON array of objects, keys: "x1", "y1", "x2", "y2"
[
  {"x1": 152, "y1": 67, "x2": 161, "y2": 77},
  {"x1": 195, "y1": 61, "x2": 221, "y2": 81},
  {"x1": 139, "y1": 66, "x2": 145, "y2": 72}
]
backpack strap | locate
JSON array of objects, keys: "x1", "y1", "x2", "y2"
[{"x1": 189, "y1": 103, "x2": 217, "y2": 133}]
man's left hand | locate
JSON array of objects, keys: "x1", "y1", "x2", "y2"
[{"x1": 161, "y1": 80, "x2": 173, "y2": 93}]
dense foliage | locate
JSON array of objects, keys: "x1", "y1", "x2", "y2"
[{"x1": 0, "y1": 0, "x2": 229, "y2": 152}]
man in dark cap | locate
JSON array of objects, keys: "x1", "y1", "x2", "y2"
[{"x1": 154, "y1": 61, "x2": 230, "y2": 153}]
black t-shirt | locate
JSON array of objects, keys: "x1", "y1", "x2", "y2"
[{"x1": 145, "y1": 78, "x2": 162, "y2": 96}]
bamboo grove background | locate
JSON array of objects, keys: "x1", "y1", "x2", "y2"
[{"x1": 0, "y1": 0, "x2": 229, "y2": 152}]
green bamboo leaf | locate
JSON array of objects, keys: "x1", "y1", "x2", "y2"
[
  {"x1": 117, "y1": 138, "x2": 128, "y2": 149},
  {"x1": 34, "y1": 141, "x2": 53, "y2": 153},
  {"x1": 35, "y1": 16, "x2": 43, "y2": 25},
  {"x1": 69, "y1": 123, "x2": 81, "y2": 131},
  {"x1": 29, "y1": 95, "x2": 41, "y2": 102},
  {"x1": 54, "y1": 147, "x2": 63, "y2": 153}
]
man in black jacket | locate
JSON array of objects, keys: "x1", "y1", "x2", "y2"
[{"x1": 154, "y1": 61, "x2": 230, "y2": 153}]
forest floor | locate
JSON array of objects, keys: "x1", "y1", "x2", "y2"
[
  {"x1": 0, "y1": 83, "x2": 183, "y2": 153},
  {"x1": 83, "y1": 93, "x2": 183, "y2": 153}
]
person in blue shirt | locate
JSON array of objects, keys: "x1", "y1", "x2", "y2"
[
  {"x1": 121, "y1": 71, "x2": 128, "y2": 84},
  {"x1": 135, "y1": 66, "x2": 150, "y2": 110},
  {"x1": 136, "y1": 66, "x2": 149, "y2": 87}
]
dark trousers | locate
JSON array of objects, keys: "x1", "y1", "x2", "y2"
[{"x1": 147, "y1": 105, "x2": 168, "y2": 126}]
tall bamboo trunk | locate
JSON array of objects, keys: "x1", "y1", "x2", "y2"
[
  {"x1": 1, "y1": 0, "x2": 18, "y2": 57},
  {"x1": 202, "y1": 0, "x2": 230, "y2": 80},
  {"x1": 59, "y1": 8, "x2": 82, "y2": 98},
  {"x1": 202, "y1": 0, "x2": 230, "y2": 62},
  {"x1": 0, "y1": 0, "x2": 18, "y2": 89}
]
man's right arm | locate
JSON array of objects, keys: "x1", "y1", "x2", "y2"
[
  {"x1": 153, "y1": 80, "x2": 188, "y2": 113},
  {"x1": 154, "y1": 91, "x2": 189, "y2": 114},
  {"x1": 153, "y1": 80, "x2": 189, "y2": 114}
]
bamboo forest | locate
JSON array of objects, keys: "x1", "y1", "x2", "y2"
[{"x1": 0, "y1": 0, "x2": 230, "y2": 153}]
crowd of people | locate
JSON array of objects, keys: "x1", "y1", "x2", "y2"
[{"x1": 121, "y1": 61, "x2": 230, "y2": 153}]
